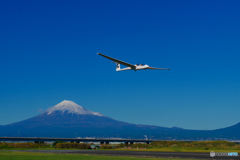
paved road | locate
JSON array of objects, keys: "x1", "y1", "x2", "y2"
[{"x1": 8, "y1": 150, "x2": 239, "y2": 159}]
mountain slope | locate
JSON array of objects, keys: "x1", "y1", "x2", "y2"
[{"x1": 0, "y1": 100, "x2": 239, "y2": 139}]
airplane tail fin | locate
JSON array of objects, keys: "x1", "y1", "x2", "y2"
[{"x1": 116, "y1": 63, "x2": 120, "y2": 71}]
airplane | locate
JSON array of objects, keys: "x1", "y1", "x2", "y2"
[{"x1": 97, "y1": 53, "x2": 170, "y2": 71}]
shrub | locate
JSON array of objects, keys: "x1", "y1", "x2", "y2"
[
  {"x1": 170, "y1": 144, "x2": 178, "y2": 148},
  {"x1": 0, "y1": 142, "x2": 50, "y2": 149},
  {"x1": 52, "y1": 141, "x2": 65, "y2": 147},
  {"x1": 55, "y1": 143, "x2": 91, "y2": 149},
  {"x1": 100, "y1": 144, "x2": 113, "y2": 149},
  {"x1": 129, "y1": 143, "x2": 148, "y2": 149},
  {"x1": 118, "y1": 143, "x2": 125, "y2": 148},
  {"x1": 0, "y1": 144, "x2": 13, "y2": 149}
]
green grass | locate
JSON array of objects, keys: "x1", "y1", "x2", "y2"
[{"x1": 0, "y1": 151, "x2": 195, "y2": 160}]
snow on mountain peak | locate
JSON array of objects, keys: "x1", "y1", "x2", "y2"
[{"x1": 46, "y1": 100, "x2": 104, "y2": 116}]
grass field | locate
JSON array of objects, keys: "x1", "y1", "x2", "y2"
[{"x1": 0, "y1": 151, "x2": 195, "y2": 160}]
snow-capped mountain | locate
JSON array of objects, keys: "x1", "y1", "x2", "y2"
[
  {"x1": 0, "y1": 100, "x2": 239, "y2": 139},
  {"x1": 46, "y1": 100, "x2": 103, "y2": 116}
]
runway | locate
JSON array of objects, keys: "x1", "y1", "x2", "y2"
[{"x1": 10, "y1": 150, "x2": 239, "y2": 159}]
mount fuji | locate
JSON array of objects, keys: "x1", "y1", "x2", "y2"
[
  {"x1": 0, "y1": 100, "x2": 239, "y2": 140},
  {"x1": 46, "y1": 100, "x2": 104, "y2": 116}
]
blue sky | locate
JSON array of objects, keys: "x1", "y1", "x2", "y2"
[{"x1": 0, "y1": 0, "x2": 239, "y2": 130}]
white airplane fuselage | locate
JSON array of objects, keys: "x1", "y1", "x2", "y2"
[{"x1": 116, "y1": 64, "x2": 149, "y2": 71}]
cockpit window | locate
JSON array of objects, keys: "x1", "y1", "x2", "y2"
[{"x1": 136, "y1": 64, "x2": 145, "y2": 66}]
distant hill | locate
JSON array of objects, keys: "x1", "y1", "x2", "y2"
[{"x1": 0, "y1": 100, "x2": 239, "y2": 140}]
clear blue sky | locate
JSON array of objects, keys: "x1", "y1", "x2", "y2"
[{"x1": 0, "y1": 0, "x2": 239, "y2": 130}]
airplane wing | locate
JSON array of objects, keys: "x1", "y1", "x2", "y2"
[
  {"x1": 97, "y1": 53, "x2": 136, "y2": 69},
  {"x1": 147, "y1": 67, "x2": 170, "y2": 70}
]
